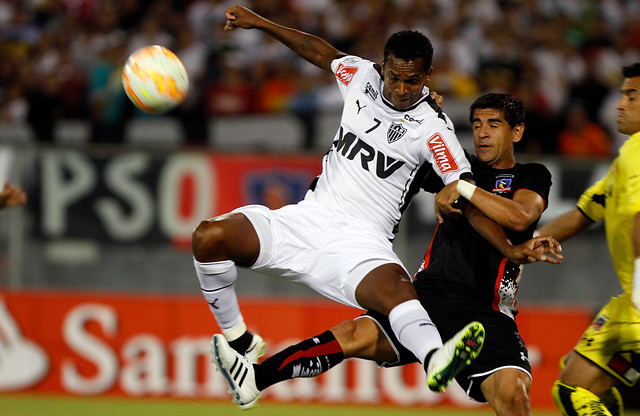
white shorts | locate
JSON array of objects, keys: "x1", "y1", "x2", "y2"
[{"x1": 232, "y1": 200, "x2": 407, "y2": 309}]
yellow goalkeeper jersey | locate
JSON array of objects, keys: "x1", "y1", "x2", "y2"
[
  {"x1": 577, "y1": 131, "x2": 640, "y2": 294},
  {"x1": 577, "y1": 132, "x2": 640, "y2": 293}
]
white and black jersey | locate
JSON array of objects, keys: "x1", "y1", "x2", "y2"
[{"x1": 305, "y1": 55, "x2": 472, "y2": 240}]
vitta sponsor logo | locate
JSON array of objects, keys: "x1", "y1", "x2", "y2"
[
  {"x1": 426, "y1": 133, "x2": 459, "y2": 173},
  {"x1": 335, "y1": 64, "x2": 358, "y2": 86}
]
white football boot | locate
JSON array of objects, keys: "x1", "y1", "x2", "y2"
[
  {"x1": 426, "y1": 321, "x2": 485, "y2": 392},
  {"x1": 211, "y1": 334, "x2": 261, "y2": 409}
]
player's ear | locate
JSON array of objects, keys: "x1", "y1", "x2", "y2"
[
  {"x1": 425, "y1": 66, "x2": 433, "y2": 84},
  {"x1": 512, "y1": 123, "x2": 525, "y2": 143}
]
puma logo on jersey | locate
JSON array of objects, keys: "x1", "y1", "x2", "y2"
[
  {"x1": 335, "y1": 63, "x2": 358, "y2": 86},
  {"x1": 334, "y1": 127, "x2": 405, "y2": 178},
  {"x1": 427, "y1": 133, "x2": 459, "y2": 173},
  {"x1": 356, "y1": 100, "x2": 366, "y2": 114}
]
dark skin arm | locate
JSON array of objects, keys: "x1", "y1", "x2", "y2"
[{"x1": 224, "y1": 5, "x2": 343, "y2": 72}]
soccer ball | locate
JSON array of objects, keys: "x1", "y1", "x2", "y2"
[{"x1": 122, "y1": 45, "x2": 189, "y2": 114}]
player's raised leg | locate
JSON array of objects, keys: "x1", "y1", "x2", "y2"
[
  {"x1": 192, "y1": 213, "x2": 264, "y2": 359},
  {"x1": 354, "y1": 264, "x2": 484, "y2": 390}
]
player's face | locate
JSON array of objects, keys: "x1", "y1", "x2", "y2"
[
  {"x1": 381, "y1": 54, "x2": 430, "y2": 109},
  {"x1": 617, "y1": 76, "x2": 640, "y2": 135},
  {"x1": 471, "y1": 108, "x2": 523, "y2": 169}
]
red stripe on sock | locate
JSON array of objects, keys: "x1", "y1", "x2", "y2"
[{"x1": 278, "y1": 339, "x2": 343, "y2": 371}]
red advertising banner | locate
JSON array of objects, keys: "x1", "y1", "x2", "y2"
[{"x1": 0, "y1": 290, "x2": 591, "y2": 409}]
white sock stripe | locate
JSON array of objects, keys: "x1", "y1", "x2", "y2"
[
  {"x1": 200, "y1": 282, "x2": 235, "y2": 292},
  {"x1": 395, "y1": 318, "x2": 431, "y2": 340}
]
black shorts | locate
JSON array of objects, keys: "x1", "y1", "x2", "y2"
[{"x1": 364, "y1": 293, "x2": 531, "y2": 402}]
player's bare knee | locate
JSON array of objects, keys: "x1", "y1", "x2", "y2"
[
  {"x1": 331, "y1": 319, "x2": 379, "y2": 358},
  {"x1": 494, "y1": 383, "x2": 530, "y2": 416},
  {"x1": 330, "y1": 320, "x2": 361, "y2": 356},
  {"x1": 192, "y1": 218, "x2": 228, "y2": 262}
]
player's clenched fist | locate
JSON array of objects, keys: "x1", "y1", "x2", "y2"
[{"x1": 224, "y1": 5, "x2": 263, "y2": 31}]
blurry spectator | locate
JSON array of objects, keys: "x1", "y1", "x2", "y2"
[
  {"x1": 253, "y1": 62, "x2": 296, "y2": 113},
  {"x1": 430, "y1": 52, "x2": 479, "y2": 100},
  {"x1": 557, "y1": 100, "x2": 611, "y2": 159},
  {"x1": 126, "y1": 14, "x2": 173, "y2": 55},
  {"x1": 566, "y1": 55, "x2": 611, "y2": 124},
  {"x1": 0, "y1": 85, "x2": 28, "y2": 123},
  {"x1": 27, "y1": 72, "x2": 61, "y2": 142},
  {"x1": 511, "y1": 55, "x2": 561, "y2": 154},
  {"x1": 172, "y1": 23, "x2": 209, "y2": 145},
  {"x1": 205, "y1": 58, "x2": 254, "y2": 116},
  {"x1": 289, "y1": 75, "x2": 319, "y2": 149},
  {"x1": 56, "y1": 47, "x2": 88, "y2": 118},
  {"x1": 87, "y1": 41, "x2": 132, "y2": 143}
]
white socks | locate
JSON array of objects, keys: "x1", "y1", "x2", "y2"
[
  {"x1": 193, "y1": 258, "x2": 246, "y2": 340},
  {"x1": 388, "y1": 299, "x2": 442, "y2": 364}
]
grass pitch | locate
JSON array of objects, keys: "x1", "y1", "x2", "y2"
[{"x1": 0, "y1": 394, "x2": 589, "y2": 416}]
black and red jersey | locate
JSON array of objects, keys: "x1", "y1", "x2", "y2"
[{"x1": 415, "y1": 156, "x2": 551, "y2": 319}]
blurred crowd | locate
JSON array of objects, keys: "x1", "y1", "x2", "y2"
[{"x1": 1, "y1": 0, "x2": 639, "y2": 155}]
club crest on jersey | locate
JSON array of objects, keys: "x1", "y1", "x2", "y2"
[
  {"x1": 427, "y1": 133, "x2": 459, "y2": 173},
  {"x1": 493, "y1": 176, "x2": 513, "y2": 193},
  {"x1": 592, "y1": 315, "x2": 607, "y2": 331},
  {"x1": 335, "y1": 63, "x2": 358, "y2": 86},
  {"x1": 387, "y1": 122, "x2": 407, "y2": 143}
]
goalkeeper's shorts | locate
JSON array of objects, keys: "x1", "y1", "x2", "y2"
[{"x1": 574, "y1": 293, "x2": 640, "y2": 386}]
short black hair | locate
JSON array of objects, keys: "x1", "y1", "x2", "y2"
[
  {"x1": 383, "y1": 30, "x2": 434, "y2": 69},
  {"x1": 623, "y1": 63, "x2": 640, "y2": 78},
  {"x1": 469, "y1": 93, "x2": 526, "y2": 128}
]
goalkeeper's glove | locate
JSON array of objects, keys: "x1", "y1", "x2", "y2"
[{"x1": 633, "y1": 258, "x2": 640, "y2": 311}]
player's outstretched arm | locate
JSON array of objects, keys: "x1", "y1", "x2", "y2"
[
  {"x1": 224, "y1": 5, "x2": 343, "y2": 72},
  {"x1": 535, "y1": 208, "x2": 593, "y2": 243}
]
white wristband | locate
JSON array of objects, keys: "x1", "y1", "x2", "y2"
[
  {"x1": 457, "y1": 180, "x2": 476, "y2": 200},
  {"x1": 633, "y1": 258, "x2": 640, "y2": 292}
]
